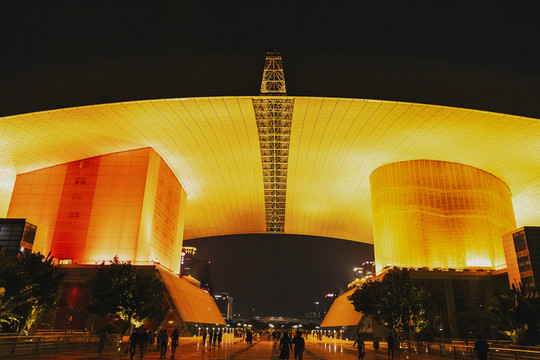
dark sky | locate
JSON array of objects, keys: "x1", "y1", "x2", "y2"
[
  {"x1": 2, "y1": 2, "x2": 540, "y2": 117},
  {"x1": 184, "y1": 234, "x2": 374, "y2": 318},
  {"x1": 2, "y1": 1, "x2": 540, "y2": 318}
]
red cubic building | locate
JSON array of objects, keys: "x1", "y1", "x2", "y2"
[{"x1": 7, "y1": 147, "x2": 186, "y2": 273}]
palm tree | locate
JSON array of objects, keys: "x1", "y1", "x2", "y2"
[{"x1": 490, "y1": 283, "x2": 540, "y2": 345}]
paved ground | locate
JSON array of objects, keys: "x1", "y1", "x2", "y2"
[{"x1": 7, "y1": 337, "x2": 413, "y2": 360}]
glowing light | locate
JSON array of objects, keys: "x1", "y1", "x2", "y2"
[
  {"x1": 7, "y1": 148, "x2": 186, "y2": 272},
  {"x1": 371, "y1": 160, "x2": 517, "y2": 272},
  {"x1": 0, "y1": 98, "x2": 536, "y2": 243}
]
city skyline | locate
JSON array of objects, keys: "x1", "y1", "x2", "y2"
[{"x1": 2, "y1": 2, "x2": 540, "y2": 321}]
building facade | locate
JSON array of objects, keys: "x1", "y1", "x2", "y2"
[
  {"x1": 371, "y1": 160, "x2": 517, "y2": 273},
  {"x1": 7, "y1": 148, "x2": 187, "y2": 273},
  {"x1": 503, "y1": 227, "x2": 540, "y2": 288},
  {"x1": 0, "y1": 218, "x2": 38, "y2": 256},
  {"x1": 214, "y1": 292, "x2": 234, "y2": 320}
]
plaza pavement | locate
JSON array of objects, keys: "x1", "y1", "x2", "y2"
[{"x1": 7, "y1": 337, "x2": 422, "y2": 360}]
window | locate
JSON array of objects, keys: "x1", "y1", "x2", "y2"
[
  {"x1": 513, "y1": 231, "x2": 528, "y2": 253},
  {"x1": 517, "y1": 255, "x2": 532, "y2": 273}
]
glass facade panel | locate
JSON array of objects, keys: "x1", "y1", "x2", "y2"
[
  {"x1": 371, "y1": 160, "x2": 517, "y2": 273},
  {"x1": 7, "y1": 148, "x2": 186, "y2": 272}
]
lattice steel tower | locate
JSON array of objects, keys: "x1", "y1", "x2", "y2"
[{"x1": 253, "y1": 52, "x2": 294, "y2": 232}]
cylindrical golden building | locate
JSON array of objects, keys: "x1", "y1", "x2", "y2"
[{"x1": 370, "y1": 160, "x2": 517, "y2": 274}]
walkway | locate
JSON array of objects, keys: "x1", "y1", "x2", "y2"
[{"x1": 7, "y1": 337, "x2": 425, "y2": 359}]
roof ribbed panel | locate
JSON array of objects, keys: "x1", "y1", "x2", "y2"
[{"x1": 0, "y1": 97, "x2": 538, "y2": 242}]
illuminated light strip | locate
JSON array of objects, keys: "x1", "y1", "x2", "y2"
[{"x1": 253, "y1": 52, "x2": 294, "y2": 232}]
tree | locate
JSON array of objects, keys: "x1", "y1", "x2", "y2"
[
  {"x1": 0, "y1": 255, "x2": 28, "y2": 331},
  {"x1": 0, "y1": 251, "x2": 63, "y2": 333},
  {"x1": 88, "y1": 257, "x2": 167, "y2": 334},
  {"x1": 17, "y1": 252, "x2": 65, "y2": 333},
  {"x1": 490, "y1": 283, "x2": 540, "y2": 345},
  {"x1": 349, "y1": 267, "x2": 428, "y2": 339}
]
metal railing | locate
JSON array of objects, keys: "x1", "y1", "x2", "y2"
[
  {"x1": 400, "y1": 341, "x2": 540, "y2": 360},
  {"x1": 0, "y1": 333, "x2": 121, "y2": 356}
]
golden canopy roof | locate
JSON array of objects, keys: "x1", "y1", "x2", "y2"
[{"x1": 0, "y1": 97, "x2": 538, "y2": 243}]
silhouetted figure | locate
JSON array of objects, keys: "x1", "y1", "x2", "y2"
[
  {"x1": 292, "y1": 330, "x2": 305, "y2": 360},
  {"x1": 149, "y1": 331, "x2": 156, "y2": 347},
  {"x1": 279, "y1": 331, "x2": 292, "y2": 359},
  {"x1": 97, "y1": 329, "x2": 108, "y2": 358},
  {"x1": 474, "y1": 335, "x2": 489, "y2": 360},
  {"x1": 353, "y1": 333, "x2": 365, "y2": 359},
  {"x1": 202, "y1": 329, "x2": 207, "y2": 345},
  {"x1": 138, "y1": 328, "x2": 148, "y2": 359},
  {"x1": 209, "y1": 329, "x2": 214, "y2": 345},
  {"x1": 217, "y1": 330, "x2": 223, "y2": 345},
  {"x1": 386, "y1": 332, "x2": 395, "y2": 358},
  {"x1": 374, "y1": 338, "x2": 380, "y2": 350},
  {"x1": 213, "y1": 329, "x2": 218, "y2": 345},
  {"x1": 170, "y1": 329, "x2": 179, "y2": 358},
  {"x1": 246, "y1": 329, "x2": 253, "y2": 344},
  {"x1": 159, "y1": 330, "x2": 169, "y2": 358},
  {"x1": 128, "y1": 329, "x2": 140, "y2": 360}
]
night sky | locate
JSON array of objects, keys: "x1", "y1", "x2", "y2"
[
  {"x1": 184, "y1": 235, "x2": 373, "y2": 318},
  {"x1": 2, "y1": 1, "x2": 540, "y2": 318}
]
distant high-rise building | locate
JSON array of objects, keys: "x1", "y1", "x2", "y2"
[
  {"x1": 503, "y1": 227, "x2": 540, "y2": 288},
  {"x1": 213, "y1": 292, "x2": 233, "y2": 320},
  {"x1": 353, "y1": 261, "x2": 375, "y2": 281},
  {"x1": 0, "y1": 218, "x2": 37, "y2": 256},
  {"x1": 305, "y1": 301, "x2": 323, "y2": 322},
  {"x1": 323, "y1": 293, "x2": 338, "y2": 315},
  {"x1": 180, "y1": 246, "x2": 197, "y2": 277}
]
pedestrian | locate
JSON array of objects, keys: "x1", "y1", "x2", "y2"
[
  {"x1": 159, "y1": 329, "x2": 169, "y2": 358},
  {"x1": 246, "y1": 329, "x2": 253, "y2": 344},
  {"x1": 128, "y1": 329, "x2": 140, "y2": 360},
  {"x1": 213, "y1": 329, "x2": 218, "y2": 345},
  {"x1": 202, "y1": 329, "x2": 207, "y2": 346},
  {"x1": 474, "y1": 335, "x2": 489, "y2": 360},
  {"x1": 138, "y1": 328, "x2": 148, "y2": 359},
  {"x1": 97, "y1": 328, "x2": 108, "y2": 358},
  {"x1": 292, "y1": 330, "x2": 305, "y2": 360},
  {"x1": 170, "y1": 329, "x2": 179, "y2": 358},
  {"x1": 386, "y1": 332, "x2": 395, "y2": 358},
  {"x1": 217, "y1": 330, "x2": 223, "y2": 346},
  {"x1": 149, "y1": 331, "x2": 156, "y2": 347},
  {"x1": 374, "y1": 337, "x2": 380, "y2": 351},
  {"x1": 209, "y1": 329, "x2": 214, "y2": 345},
  {"x1": 279, "y1": 331, "x2": 292, "y2": 359},
  {"x1": 353, "y1": 333, "x2": 365, "y2": 360}
]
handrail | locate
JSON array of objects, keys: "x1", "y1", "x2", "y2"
[
  {"x1": 0, "y1": 333, "x2": 121, "y2": 356},
  {"x1": 399, "y1": 340, "x2": 540, "y2": 360}
]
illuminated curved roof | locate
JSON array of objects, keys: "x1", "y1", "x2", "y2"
[{"x1": 0, "y1": 97, "x2": 539, "y2": 243}]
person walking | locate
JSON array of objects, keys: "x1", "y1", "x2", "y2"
[
  {"x1": 386, "y1": 332, "x2": 395, "y2": 358},
  {"x1": 292, "y1": 330, "x2": 305, "y2": 360},
  {"x1": 353, "y1": 333, "x2": 365, "y2": 360},
  {"x1": 128, "y1": 329, "x2": 140, "y2": 360},
  {"x1": 279, "y1": 331, "x2": 292, "y2": 359},
  {"x1": 209, "y1": 329, "x2": 214, "y2": 346},
  {"x1": 474, "y1": 335, "x2": 489, "y2": 360},
  {"x1": 217, "y1": 330, "x2": 223, "y2": 346},
  {"x1": 170, "y1": 329, "x2": 179, "y2": 358},
  {"x1": 159, "y1": 329, "x2": 169, "y2": 359},
  {"x1": 97, "y1": 328, "x2": 108, "y2": 358},
  {"x1": 149, "y1": 331, "x2": 156, "y2": 348},
  {"x1": 202, "y1": 329, "x2": 207, "y2": 346},
  {"x1": 138, "y1": 328, "x2": 148, "y2": 359},
  {"x1": 246, "y1": 329, "x2": 253, "y2": 344}
]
